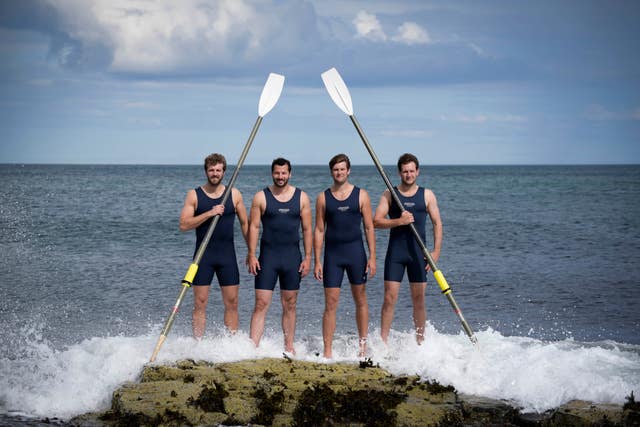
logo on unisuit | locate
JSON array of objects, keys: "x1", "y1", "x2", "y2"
[
  {"x1": 338, "y1": 206, "x2": 350, "y2": 212},
  {"x1": 278, "y1": 209, "x2": 290, "y2": 214},
  {"x1": 404, "y1": 202, "x2": 415, "y2": 207}
]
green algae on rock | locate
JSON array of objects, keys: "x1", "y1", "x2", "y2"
[{"x1": 70, "y1": 358, "x2": 639, "y2": 426}]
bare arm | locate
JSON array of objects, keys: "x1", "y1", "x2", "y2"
[
  {"x1": 313, "y1": 192, "x2": 326, "y2": 281},
  {"x1": 372, "y1": 190, "x2": 414, "y2": 229},
  {"x1": 299, "y1": 191, "x2": 313, "y2": 278},
  {"x1": 425, "y1": 189, "x2": 443, "y2": 265},
  {"x1": 360, "y1": 189, "x2": 376, "y2": 278},
  {"x1": 246, "y1": 191, "x2": 265, "y2": 275},
  {"x1": 179, "y1": 189, "x2": 224, "y2": 232},
  {"x1": 232, "y1": 188, "x2": 249, "y2": 244}
]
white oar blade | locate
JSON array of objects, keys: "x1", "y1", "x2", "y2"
[
  {"x1": 258, "y1": 73, "x2": 285, "y2": 117},
  {"x1": 321, "y1": 67, "x2": 353, "y2": 116}
]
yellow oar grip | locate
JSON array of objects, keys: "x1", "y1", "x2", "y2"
[
  {"x1": 182, "y1": 263, "x2": 199, "y2": 287},
  {"x1": 433, "y1": 270, "x2": 451, "y2": 294}
]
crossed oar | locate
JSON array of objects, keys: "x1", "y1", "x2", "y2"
[
  {"x1": 321, "y1": 68, "x2": 477, "y2": 345},
  {"x1": 150, "y1": 73, "x2": 285, "y2": 362}
]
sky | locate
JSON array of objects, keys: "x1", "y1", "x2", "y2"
[{"x1": 1, "y1": 0, "x2": 639, "y2": 165}]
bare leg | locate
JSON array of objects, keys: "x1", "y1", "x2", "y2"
[
  {"x1": 281, "y1": 290, "x2": 298, "y2": 354},
  {"x1": 192, "y1": 286, "x2": 210, "y2": 339},
  {"x1": 350, "y1": 284, "x2": 369, "y2": 357},
  {"x1": 249, "y1": 290, "x2": 273, "y2": 347},
  {"x1": 410, "y1": 282, "x2": 427, "y2": 345},
  {"x1": 220, "y1": 285, "x2": 239, "y2": 333},
  {"x1": 380, "y1": 281, "x2": 400, "y2": 344},
  {"x1": 322, "y1": 288, "x2": 341, "y2": 358}
]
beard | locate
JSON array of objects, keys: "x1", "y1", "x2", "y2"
[
  {"x1": 272, "y1": 176, "x2": 289, "y2": 188},
  {"x1": 208, "y1": 175, "x2": 223, "y2": 186}
]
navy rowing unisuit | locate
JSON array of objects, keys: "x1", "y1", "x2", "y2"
[
  {"x1": 255, "y1": 187, "x2": 302, "y2": 291},
  {"x1": 384, "y1": 186, "x2": 428, "y2": 283},
  {"x1": 323, "y1": 187, "x2": 367, "y2": 288},
  {"x1": 192, "y1": 187, "x2": 239, "y2": 286}
]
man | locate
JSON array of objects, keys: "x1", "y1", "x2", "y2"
[
  {"x1": 373, "y1": 153, "x2": 442, "y2": 345},
  {"x1": 246, "y1": 157, "x2": 313, "y2": 354},
  {"x1": 314, "y1": 154, "x2": 376, "y2": 358},
  {"x1": 179, "y1": 153, "x2": 248, "y2": 339}
]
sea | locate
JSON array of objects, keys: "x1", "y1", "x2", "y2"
[{"x1": 1, "y1": 163, "x2": 639, "y2": 424}]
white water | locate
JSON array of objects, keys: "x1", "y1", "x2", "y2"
[{"x1": 1, "y1": 324, "x2": 639, "y2": 421}]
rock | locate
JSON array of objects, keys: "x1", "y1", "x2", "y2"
[{"x1": 70, "y1": 358, "x2": 637, "y2": 426}]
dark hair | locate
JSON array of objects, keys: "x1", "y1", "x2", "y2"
[
  {"x1": 204, "y1": 153, "x2": 227, "y2": 171},
  {"x1": 271, "y1": 157, "x2": 291, "y2": 172},
  {"x1": 397, "y1": 153, "x2": 419, "y2": 171},
  {"x1": 329, "y1": 153, "x2": 351, "y2": 170}
]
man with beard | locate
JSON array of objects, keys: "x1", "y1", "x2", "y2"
[
  {"x1": 246, "y1": 157, "x2": 313, "y2": 354},
  {"x1": 179, "y1": 153, "x2": 248, "y2": 339},
  {"x1": 373, "y1": 153, "x2": 442, "y2": 345},
  {"x1": 313, "y1": 153, "x2": 376, "y2": 358}
]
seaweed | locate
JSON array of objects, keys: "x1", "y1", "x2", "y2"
[
  {"x1": 263, "y1": 369, "x2": 277, "y2": 380},
  {"x1": 251, "y1": 386, "x2": 286, "y2": 425},
  {"x1": 359, "y1": 357, "x2": 378, "y2": 369},
  {"x1": 187, "y1": 382, "x2": 228, "y2": 413},
  {"x1": 421, "y1": 379, "x2": 456, "y2": 395},
  {"x1": 292, "y1": 382, "x2": 405, "y2": 427}
]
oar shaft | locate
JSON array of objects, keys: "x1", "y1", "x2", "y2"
[
  {"x1": 349, "y1": 114, "x2": 477, "y2": 344},
  {"x1": 150, "y1": 284, "x2": 190, "y2": 362}
]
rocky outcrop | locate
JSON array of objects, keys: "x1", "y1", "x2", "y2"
[{"x1": 71, "y1": 358, "x2": 639, "y2": 426}]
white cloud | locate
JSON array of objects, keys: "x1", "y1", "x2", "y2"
[
  {"x1": 353, "y1": 11, "x2": 431, "y2": 46},
  {"x1": 392, "y1": 22, "x2": 430, "y2": 45},
  {"x1": 353, "y1": 10, "x2": 387, "y2": 42},
  {"x1": 41, "y1": 0, "x2": 319, "y2": 74}
]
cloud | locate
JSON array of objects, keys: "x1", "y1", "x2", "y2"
[
  {"x1": 392, "y1": 22, "x2": 430, "y2": 45},
  {"x1": 0, "y1": 1, "x2": 537, "y2": 86},
  {"x1": 353, "y1": 10, "x2": 387, "y2": 42},
  {"x1": 353, "y1": 10, "x2": 430, "y2": 46},
  {"x1": 1, "y1": 0, "x2": 322, "y2": 76}
]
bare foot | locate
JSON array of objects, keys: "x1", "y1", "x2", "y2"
[{"x1": 358, "y1": 337, "x2": 367, "y2": 358}]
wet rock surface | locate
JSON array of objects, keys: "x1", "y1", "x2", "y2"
[{"x1": 71, "y1": 358, "x2": 639, "y2": 426}]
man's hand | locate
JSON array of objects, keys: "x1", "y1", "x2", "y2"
[
  {"x1": 299, "y1": 257, "x2": 311, "y2": 278},
  {"x1": 210, "y1": 204, "x2": 224, "y2": 217},
  {"x1": 399, "y1": 210, "x2": 414, "y2": 225},
  {"x1": 246, "y1": 254, "x2": 260, "y2": 276}
]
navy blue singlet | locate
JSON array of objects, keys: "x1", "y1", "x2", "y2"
[
  {"x1": 255, "y1": 187, "x2": 302, "y2": 291},
  {"x1": 384, "y1": 186, "x2": 428, "y2": 283},
  {"x1": 192, "y1": 187, "x2": 239, "y2": 286},
  {"x1": 323, "y1": 187, "x2": 367, "y2": 288}
]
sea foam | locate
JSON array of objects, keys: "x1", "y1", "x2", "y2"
[{"x1": 1, "y1": 325, "x2": 638, "y2": 420}]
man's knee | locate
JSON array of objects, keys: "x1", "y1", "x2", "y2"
[
  {"x1": 223, "y1": 293, "x2": 238, "y2": 309},
  {"x1": 253, "y1": 297, "x2": 271, "y2": 313},
  {"x1": 281, "y1": 294, "x2": 297, "y2": 312}
]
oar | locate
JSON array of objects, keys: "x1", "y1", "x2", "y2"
[
  {"x1": 320, "y1": 67, "x2": 477, "y2": 345},
  {"x1": 150, "y1": 73, "x2": 286, "y2": 362}
]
